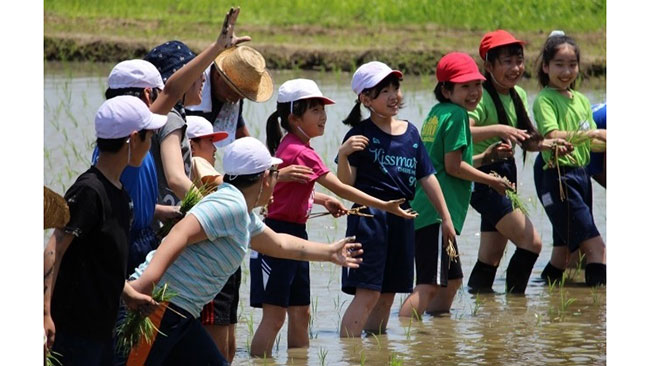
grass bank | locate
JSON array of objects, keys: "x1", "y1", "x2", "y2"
[{"x1": 44, "y1": 0, "x2": 606, "y2": 76}]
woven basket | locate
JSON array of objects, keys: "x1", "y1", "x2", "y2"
[{"x1": 44, "y1": 186, "x2": 70, "y2": 230}]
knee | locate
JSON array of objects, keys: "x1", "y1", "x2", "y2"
[{"x1": 261, "y1": 312, "x2": 287, "y2": 332}]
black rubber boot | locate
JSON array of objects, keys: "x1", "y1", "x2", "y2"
[
  {"x1": 505, "y1": 248, "x2": 539, "y2": 293},
  {"x1": 467, "y1": 260, "x2": 498, "y2": 294},
  {"x1": 540, "y1": 262, "x2": 564, "y2": 285},
  {"x1": 585, "y1": 263, "x2": 606, "y2": 286}
]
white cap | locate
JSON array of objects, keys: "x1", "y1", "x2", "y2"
[
  {"x1": 277, "y1": 79, "x2": 335, "y2": 105},
  {"x1": 107, "y1": 59, "x2": 164, "y2": 90},
  {"x1": 95, "y1": 95, "x2": 167, "y2": 139},
  {"x1": 222, "y1": 137, "x2": 283, "y2": 176},
  {"x1": 186, "y1": 115, "x2": 228, "y2": 143},
  {"x1": 548, "y1": 30, "x2": 566, "y2": 38},
  {"x1": 351, "y1": 61, "x2": 403, "y2": 95}
]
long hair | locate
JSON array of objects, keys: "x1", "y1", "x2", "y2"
[{"x1": 536, "y1": 34, "x2": 581, "y2": 89}]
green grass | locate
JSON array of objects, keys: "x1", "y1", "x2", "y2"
[{"x1": 45, "y1": 0, "x2": 605, "y2": 32}]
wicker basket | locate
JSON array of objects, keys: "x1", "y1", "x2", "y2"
[{"x1": 44, "y1": 186, "x2": 70, "y2": 230}]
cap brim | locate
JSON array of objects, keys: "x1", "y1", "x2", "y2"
[
  {"x1": 296, "y1": 95, "x2": 336, "y2": 105},
  {"x1": 144, "y1": 112, "x2": 168, "y2": 130},
  {"x1": 450, "y1": 72, "x2": 487, "y2": 83},
  {"x1": 205, "y1": 131, "x2": 229, "y2": 143},
  {"x1": 270, "y1": 157, "x2": 283, "y2": 166}
]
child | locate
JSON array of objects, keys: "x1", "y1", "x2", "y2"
[
  {"x1": 123, "y1": 137, "x2": 363, "y2": 366},
  {"x1": 532, "y1": 32, "x2": 606, "y2": 286},
  {"x1": 250, "y1": 78, "x2": 419, "y2": 355},
  {"x1": 588, "y1": 102, "x2": 606, "y2": 188},
  {"x1": 336, "y1": 62, "x2": 454, "y2": 336},
  {"x1": 43, "y1": 96, "x2": 166, "y2": 365},
  {"x1": 186, "y1": 115, "x2": 228, "y2": 187},
  {"x1": 398, "y1": 53, "x2": 514, "y2": 319},
  {"x1": 466, "y1": 30, "x2": 572, "y2": 294}
]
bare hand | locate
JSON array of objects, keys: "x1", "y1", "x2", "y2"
[
  {"x1": 540, "y1": 138, "x2": 574, "y2": 156},
  {"x1": 155, "y1": 205, "x2": 182, "y2": 221},
  {"x1": 489, "y1": 175, "x2": 514, "y2": 196},
  {"x1": 482, "y1": 141, "x2": 513, "y2": 165},
  {"x1": 123, "y1": 288, "x2": 158, "y2": 317},
  {"x1": 384, "y1": 198, "x2": 418, "y2": 219},
  {"x1": 44, "y1": 313, "x2": 55, "y2": 351},
  {"x1": 499, "y1": 125, "x2": 530, "y2": 143},
  {"x1": 216, "y1": 7, "x2": 251, "y2": 50},
  {"x1": 330, "y1": 236, "x2": 363, "y2": 268},
  {"x1": 323, "y1": 198, "x2": 348, "y2": 218},
  {"x1": 278, "y1": 165, "x2": 313, "y2": 183},
  {"x1": 339, "y1": 135, "x2": 369, "y2": 157},
  {"x1": 440, "y1": 218, "x2": 456, "y2": 250}
]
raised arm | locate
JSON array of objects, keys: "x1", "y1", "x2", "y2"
[
  {"x1": 250, "y1": 226, "x2": 363, "y2": 267},
  {"x1": 160, "y1": 129, "x2": 193, "y2": 199},
  {"x1": 150, "y1": 7, "x2": 251, "y2": 115}
]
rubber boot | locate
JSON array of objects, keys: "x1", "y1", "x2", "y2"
[
  {"x1": 467, "y1": 260, "x2": 498, "y2": 294},
  {"x1": 540, "y1": 262, "x2": 564, "y2": 285},
  {"x1": 505, "y1": 248, "x2": 539, "y2": 293},
  {"x1": 585, "y1": 263, "x2": 606, "y2": 286}
]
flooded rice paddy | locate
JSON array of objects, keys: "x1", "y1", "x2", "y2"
[{"x1": 44, "y1": 62, "x2": 606, "y2": 365}]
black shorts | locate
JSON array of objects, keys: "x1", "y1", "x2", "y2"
[
  {"x1": 415, "y1": 223, "x2": 463, "y2": 287},
  {"x1": 470, "y1": 159, "x2": 517, "y2": 232},
  {"x1": 200, "y1": 267, "x2": 241, "y2": 326}
]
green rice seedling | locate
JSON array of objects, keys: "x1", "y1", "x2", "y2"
[
  {"x1": 404, "y1": 315, "x2": 413, "y2": 340},
  {"x1": 490, "y1": 171, "x2": 529, "y2": 216},
  {"x1": 309, "y1": 296, "x2": 319, "y2": 339},
  {"x1": 591, "y1": 286, "x2": 602, "y2": 305},
  {"x1": 472, "y1": 293, "x2": 483, "y2": 316},
  {"x1": 46, "y1": 350, "x2": 63, "y2": 366},
  {"x1": 371, "y1": 333, "x2": 382, "y2": 349},
  {"x1": 157, "y1": 181, "x2": 218, "y2": 239},
  {"x1": 389, "y1": 352, "x2": 404, "y2": 366},
  {"x1": 318, "y1": 348, "x2": 328, "y2": 366},
  {"x1": 556, "y1": 290, "x2": 577, "y2": 321},
  {"x1": 359, "y1": 349, "x2": 366, "y2": 366},
  {"x1": 566, "y1": 251, "x2": 586, "y2": 282},
  {"x1": 411, "y1": 307, "x2": 422, "y2": 322},
  {"x1": 115, "y1": 283, "x2": 178, "y2": 356}
]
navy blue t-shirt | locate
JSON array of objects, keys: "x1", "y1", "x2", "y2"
[
  {"x1": 337, "y1": 118, "x2": 435, "y2": 201},
  {"x1": 588, "y1": 103, "x2": 606, "y2": 176}
]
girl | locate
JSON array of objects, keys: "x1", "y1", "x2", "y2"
[
  {"x1": 250, "y1": 78, "x2": 418, "y2": 356},
  {"x1": 532, "y1": 32, "x2": 606, "y2": 286},
  {"x1": 398, "y1": 53, "x2": 513, "y2": 319},
  {"x1": 466, "y1": 30, "x2": 572, "y2": 294},
  {"x1": 186, "y1": 115, "x2": 228, "y2": 187},
  {"x1": 337, "y1": 61, "x2": 454, "y2": 336}
]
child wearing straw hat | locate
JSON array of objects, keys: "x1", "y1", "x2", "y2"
[
  {"x1": 43, "y1": 96, "x2": 167, "y2": 366},
  {"x1": 123, "y1": 137, "x2": 363, "y2": 366}
]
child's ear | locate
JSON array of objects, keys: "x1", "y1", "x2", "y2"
[
  {"x1": 359, "y1": 93, "x2": 371, "y2": 107},
  {"x1": 542, "y1": 63, "x2": 549, "y2": 75},
  {"x1": 441, "y1": 86, "x2": 452, "y2": 100}
]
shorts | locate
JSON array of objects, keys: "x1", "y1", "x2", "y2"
[
  {"x1": 123, "y1": 302, "x2": 227, "y2": 366},
  {"x1": 249, "y1": 218, "x2": 310, "y2": 308},
  {"x1": 341, "y1": 205, "x2": 414, "y2": 295},
  {"x1": 470, "y1": 159, "x2": 516, "y2": 232},
  {"x1": 200, "y1": 267, "x2": 241, "y2": 325},
  {"x1": 415, "y1": 223, "x2": 463, "y2": 286},
  {"x1": 51, "y1": 330, "x2": 113, "y2": 366},
  {"x1": 533, "y1": 154, "x2": 600, "y2": 251}
]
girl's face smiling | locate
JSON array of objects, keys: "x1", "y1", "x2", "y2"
[
  {"x1": 486, "y1": 51, "x2": 525, "y2": 93},
  {"x1": 292, "y1": 102, "x2": 327, "y2": 139},
  {"x1": 443, "y1": 80, "x2": 483, "y2": 111},
  {"x1": 543, "y1": 43, "x2": 579, "y2": 90},
  {"x1": 364, "y1": 83, "x2": 402, "y2": 117}
]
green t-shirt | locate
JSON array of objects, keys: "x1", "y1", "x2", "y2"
[
  {"x1": 412, "y1": 102, "x2": 473, "y2": 234},
  {"x1": 533, "y1": 87, "x2": 596, "y2": 168},
  {"x1": 468, "y1": 85, "x2": 529, "y2": 155}
]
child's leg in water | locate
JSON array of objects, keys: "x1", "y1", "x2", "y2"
[
  {"x1": 364, "y1": 293, "x2": 395, "y2": 334},
  {"x1": 287, "y1": 305, "x2": 310, "y2": 348},
  {"x1": 426, "y1": 279, "x2": 462, "y2": 314},
  {"x1": 579, "y1": 236, "x2": 606, "y2": 286},
  {"x1": 250, "y1": 304, "x2": 287, "y2": 357},
  {"x1": 340, "y1": 288, "x2": 380, "y2": 338},
  {"x1": 468, "y1": 232, "x2": 507, "y2": 293}
]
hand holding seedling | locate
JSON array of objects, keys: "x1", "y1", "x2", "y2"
[
  {"x1": 216, "y1": 7, "x2": 251, "y2": 50},
  {"x1": 441, "y1": 217, "x2": 457, "y2": 252},
  {"x1": 278, "y1": 164, "x2": 314, "y2": 183},
  {"x1": 488, "y1": 172, "x2": 514, "y2": 195},
  {"x1": 338, "y1": 135, "x2": 369, "y2": 157},
  {"x1": 330, "y1": 236, "x2": 363, "y2": 268}
]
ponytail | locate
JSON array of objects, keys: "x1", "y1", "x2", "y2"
[
  {"x1": 266, "y1": 99, "x2": 322, "y2": 154},
  {"x1": 266, "y1": 110, "x2": 284, "y2": 155},
  {"x1": 342, "y1": 100, "x2": 363, "y2": 127}
]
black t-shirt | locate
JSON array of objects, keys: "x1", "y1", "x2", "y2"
[{"x1": 51, "y1": 166, "x2": 133, "y2": 340}]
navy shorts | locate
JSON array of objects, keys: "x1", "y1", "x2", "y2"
[
  {"x1": 415, "y1": 223, "x2": 463, "y2": 286},
  {"x1": 341, "y1": 205, "x2": 414, "y2": 295},
  {"x1": 51, "y1": 330, "x2": 113, "y2": 366},
  {"x1": 200, "y1": 267, "x2": 241, "y2": 325},
  {"x1": 250, "y1": 218, "x2": 310, "y2": 308},
  {"x1": 470, "y1": 159, "x2": 516, "y2": 232},
  {"x1": 533, "y1": 154, "x2": 600, "y2": 251}
]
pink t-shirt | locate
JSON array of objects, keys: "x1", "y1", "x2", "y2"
[{"x1": 266, "y1": 133, "x2": 329, "y2": 224}]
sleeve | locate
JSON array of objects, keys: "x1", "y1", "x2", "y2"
[
  {"x1": 157, "y1": 111, "x2": 186, "y2": 141},
  {"x1": 295, "y1": 149, "x2": 330, "y2": 181},
  {"x1": 188, "y1": 193, "x2": 247, "y2": 242},
  {"x1": 533, "y1": 94, "x2": 559, "y2": 137},
  {"x1": 63, "y1": 184, "x2": 100, "y2": 238},
  {"x1": 248, "y1": 212, "x2": 266, "y2": 237},
  {"x1": 236, "y1": 100, "x2": 245, "y2": 129},
  {"x1": 414, "y1": 132, "x2": 436, "y2": 179},
  {"x1": 443, "y1": 109, "x2": 470, "y2": 154}
]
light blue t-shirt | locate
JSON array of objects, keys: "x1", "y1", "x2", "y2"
[{"x1": 131, "y1": 183, "x2": 265, "y2": 318}]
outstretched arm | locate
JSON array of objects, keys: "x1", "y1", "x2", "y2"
[{"x1": 445, "y1": 149, "x2": 512, "y2": 195}]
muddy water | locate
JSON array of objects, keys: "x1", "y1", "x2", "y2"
[{"x1": 44, "y1": 62, "x2": 606, "y2": 365}]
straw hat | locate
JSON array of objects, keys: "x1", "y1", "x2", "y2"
[
  {"x1": 214, "y1": 46, "x2": 273, "y2": 102},
  {"x1": 44, "y1": 186, "x2": 70, "y2": 230}
]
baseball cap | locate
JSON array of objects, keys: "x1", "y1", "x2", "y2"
[
  {"x1": 436, "y1": 52, "x2": 486, "y2": 83},
  {"x1": 222, "y1": 137, "x2": 283, "y2": 176},
  {"x1": 351, "y1": 61, "x2": 403, "y2": 95},
  {"x1": 277, "y1": 79, "x2": 335, "y2": 105},
  {"x1": 95, "y1": 95, "x2": 167, "y2": 139},
  {"x1": 144, "y1": 40, "x2": 196, "y2": 83},
  {"x1": 479, "y1": 30, "x2": 526, "y2": 60},
  {"x1": 107, "y1": 59, "x2": 164, "y2": 89},
  {"x1": 186, "y1": 115, "x2": 229, "y2": 143}
]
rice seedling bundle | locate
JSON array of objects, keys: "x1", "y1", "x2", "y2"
[
  {"x1": 157, "y1": 181, "x2": 218, "y2": 239},
  {"x1": 489, "y1": 171, "x2": 529, "y2": 216}
]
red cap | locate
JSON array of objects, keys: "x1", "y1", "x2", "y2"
[
  {"x1": 436, "y1": 52, "x2": 486, "y2": 83},
  {"x1": 479, "y1": 30, "x2": 526, "y2": 60}
]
